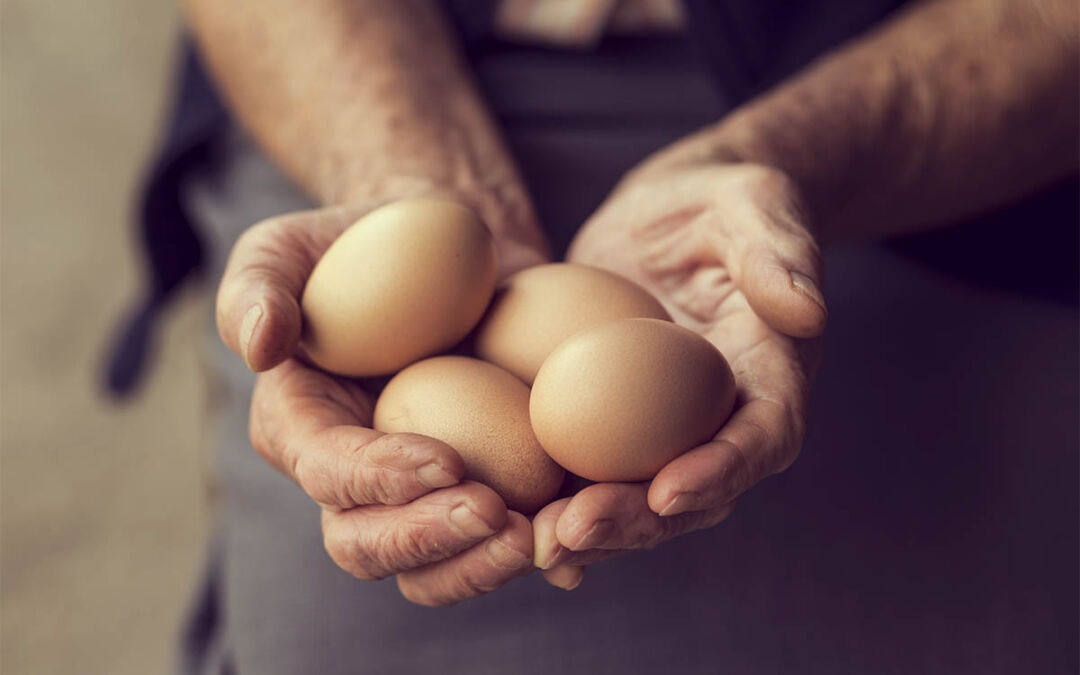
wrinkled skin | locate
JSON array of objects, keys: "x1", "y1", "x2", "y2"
[
  {"x1": 217, "y1": 203, "x2": 545, "y2": 607},
  {"x1": 532, "y1": 161, "x2": 826, "y2": 589},
  {"x1": 216, "y1": 157, "x2": 826, "y2": 601}
]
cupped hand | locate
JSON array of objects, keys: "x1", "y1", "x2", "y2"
[
  {"x1": 217, "y1": 204, "x2": 547, "y2": 606},
  {"x1": 535, "y1": 161, "x2": 827, "y2": 589}
]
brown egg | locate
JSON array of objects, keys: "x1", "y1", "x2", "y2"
[
  {"x1": 530, "y1": 318, "x2": 736, "y2": 482},
  {"x1": 374, "y1": 356, "x2": 565, "y2": 513},
  {"x1": 473, "y1": 263, "x2": 671, "y2": 384},
  {"x1": 300, "y1": 198, "x2": 498, "y2": 377}
]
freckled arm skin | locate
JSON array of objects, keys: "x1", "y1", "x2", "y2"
[
  {"x1": 644, "y1": 0, "x2": 1079, "y2": 241},
  {"x1": 182, "y1": 0, "x2": 547, "y2": 256}
]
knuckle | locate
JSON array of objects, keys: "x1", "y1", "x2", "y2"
[
  {"x1": 722, "y1": 440, "x2": 758, "y2": 497},
  {"x1": 404, "y1": 559, "x2": 503, "y2": 608},
  {"x1": 396, "y1": 577, "x2": 443, "y2": 607},
  {"x1": 213, "y1": 300, "x2": 231, "y2": 342},
  {"x1": 385, "y1": 526, "x2": 428, "y2": 568},
  {"x1": 236, "y1": 218, "x2": 273, "y2": 248},
  {"x1": 738, "y1": 165, "x2": 793, "y2": 206},
  {"x1": 254, "y1": 428, "x2": 290, "y2": 478},
  {"x1": 787, "y1": 404, "x2": 808, "y2": 447},
  {"x1": 717, "y1": 441, "x2": 763, "y2": 503},
  {"x1": 234, "y1": 218, "x2": 310, "y2": 289},
  {"x1": 703, "y1": 503, "x2": 737, "y2": 528},
  {"x1": 657, "y1": 514, "x2": 697, "y2": 546},
  {"x1": 738, "y1": 417, "x2": 775, "y2": 472},
  {"x1": 323, "y1": 528, "x2": 385, "y2": 581},
  {"x1": 352, "y1": 459, "x2": 394, "y2": 505},
  {"x1": 293, "y1": 453, "x2": 338, "y2": 506},
  {"x1": 248, "y1": 411, "x2": 272, "y2": 463},
  {"x1": 237, "y1": 216, "x2": 290, "y2": 254},
  {"x1": 774, "y1": 440, "x2": 803, "y2": 474},
  {"x1": 637, "y1": 530, "x2": 666, "y2": 550},
  {"x1": 771, "y1": 404, "x2": 805, "y2": 475},
  {"x1": 351, "y1": 530, "x2": 394, "y2": 580},
  {"x1": 330, "y1": 441, "x2": 384, "y2": 506},
  {"x1": 363, "y1": 434, "x2": 412, "y2": 468},
  {"x1": 322, "y1": 531, "x2": 353, "y2": 575},
  {"x1": 452, "y1": 565, "x2": 498, "y2": 599},
  {"x1": 360, "y1": 518, "x2": 414, "y2": 570},
  {"x1": 387, "y1": 515, "x2": 451, "y2": 566},
  {"x1": 309, "y1": 431, "x2": 383, "y2": 508},
  {"x1": 665, "y1": 506, "x2": 726, "y2": 542},
  {"x1": 352, "y1": 439, "x2": 412, "y2": 506},
  {"x1": 802, "y1": 236, "x2": 824, "y2": 267},
  {"x1": 788, "y1": 234, "x2": 823, "y2": 270},
  {"x1": 248, "y1": 385, "x2": 296, "y2": 477}
]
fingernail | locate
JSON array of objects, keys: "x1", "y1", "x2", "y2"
[
  {"x1": 449, "y1": 504, "x2": 497, "y2": 539},
  {"x1": 415, "y1": 462, "x2": 457, "y2": 489},
  {"x1": 572, "y1": 519, "x2": 615, "y2": 551},
  {"x1": 548, "y1": 566, "x2": 585, "y2": 591},
  {"x1": 559, "y1": 567, "x2": 585, "y2": 591},
  {"x1": 239, "y1": 304, "x2": 264, "y2": 368},
  {"x1": 659, "y1": 491, "x2": 701, "y2": 517},
  {"x1": 790, "y1": 271, "x2": 827, "y2": 313},
  {"x1": 535, "y1": 542, "x2": 566, "y2": 570},
  {"x1": 486, "y1": 537, "x2": 530, "y2": 570}
]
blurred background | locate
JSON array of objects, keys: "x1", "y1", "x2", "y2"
[
  {"x1": 2, "y1": 2, "x2": 1077, "y2": 674},
  {"x1": 2, "y1": 2, "x2": 208, "y2": 673}
]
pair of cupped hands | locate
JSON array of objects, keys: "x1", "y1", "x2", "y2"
[{"x1": 216, "y1": 150, "x2": 827, "y2": 606}]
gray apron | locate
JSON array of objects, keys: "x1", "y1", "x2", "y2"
[{"x1": 178, "y1": 33, "x2": 1078, "y2": 675}]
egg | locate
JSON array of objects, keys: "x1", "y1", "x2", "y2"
[
  {"x1": 473, "y1": 263, "x2": 671, "y2": 384},
  {"x1": 300, "y1": 198, "x2": 498, "y2": 377},
  {"x1": 530, "y1": 318, "x2": 736, "y2": 482},
  {"x1": 374, "y1": 356, "x2": 565, "y2": 513}
]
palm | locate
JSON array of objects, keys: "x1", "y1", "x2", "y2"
[
  {"x1": 569, "y1": 164, "x2": 819, "y2": 421},
  {"x1": 221, "y1": 200, "x2": 551, "y2": 606},
  {"x1": 531, "y1": 163, "x2": 825, "y2": 579}
]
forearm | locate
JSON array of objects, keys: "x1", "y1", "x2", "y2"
[
  {"x1": 655, "y1": 0, "x2": 1078, "y2": 240},
  {"x1": 183, "y1": 0, "x2": 544, "y2": 251}
]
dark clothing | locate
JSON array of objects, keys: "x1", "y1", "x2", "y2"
[
  {"x1": 104, "y1": 3, "x2": 1078, "y2": 673},
  {"x1": 106, "y1": 0, "x2": 911, "y2": 394},
  {"x1": 183, "y1": 130, "x2": 1080, "y2": 673}
]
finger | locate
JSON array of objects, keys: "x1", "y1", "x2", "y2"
[
  {"x1": 252, "y1": 359, "x2": 466, "y2": 508},
  {"x1": 648, "y1": 396, "x2": 802, "y2": 517},
  {"x1": 396, "y1": 511, "x2": 535, "y2": 607},
  {"x1": 554, "y1": 483, "x2": 737, "y2": 552},
  {"x1": 322, "y1": 481, "x2": 509, "y2": 581},
  {"x1": 542, "y1": 565, "x2": 586, "y2": 591},
  {"x1": 730, "y1": 244, "x2": 826, "y2": 338},
  {"x1": 537, "y1": 503, "x2": 632, "y2": 569},
  {"x1": 216, "y1": 207, "x2": 360, "y2": 371},
  {"x1": 544, "y1": 547, "x2": 628, "y2": 569},
  {"x1": 722, "y1": 194, "x2": 826, "y2": 338},
  {"x1": 532, "y1": 497, "x2": 571, "y2": 569}
]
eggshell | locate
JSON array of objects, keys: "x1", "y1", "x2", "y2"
[
  {"x1": 374, "y1": 356, "x2": 565, "y2": 513},
  {"x1": 301, "y1": 198, "x2": 498, "y2": 377},
  {"x1": 473, "y1": 263, "x2": 671, "y2": 384},
  {"x1": 530, "y1": 318, "x2": 736, "y2": 482}
]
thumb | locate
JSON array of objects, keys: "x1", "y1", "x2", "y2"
[
  {"x1": 216, "y1": 208, "x2": 356, "y2": 371},
  {"x1": 730, "y1": 238, "x2": 827, "y2": 339}
]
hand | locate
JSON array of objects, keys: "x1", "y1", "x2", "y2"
[
  {"x1": 534, "y1": 161, "x2": 827, "y2": 589},
  {"x1": 217, "y1": 203, "x2": 547, "y2": 606}
]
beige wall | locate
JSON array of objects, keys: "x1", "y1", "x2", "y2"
[{"x1": 2, "y1": 2, "x2": 208, "y2": 674}]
